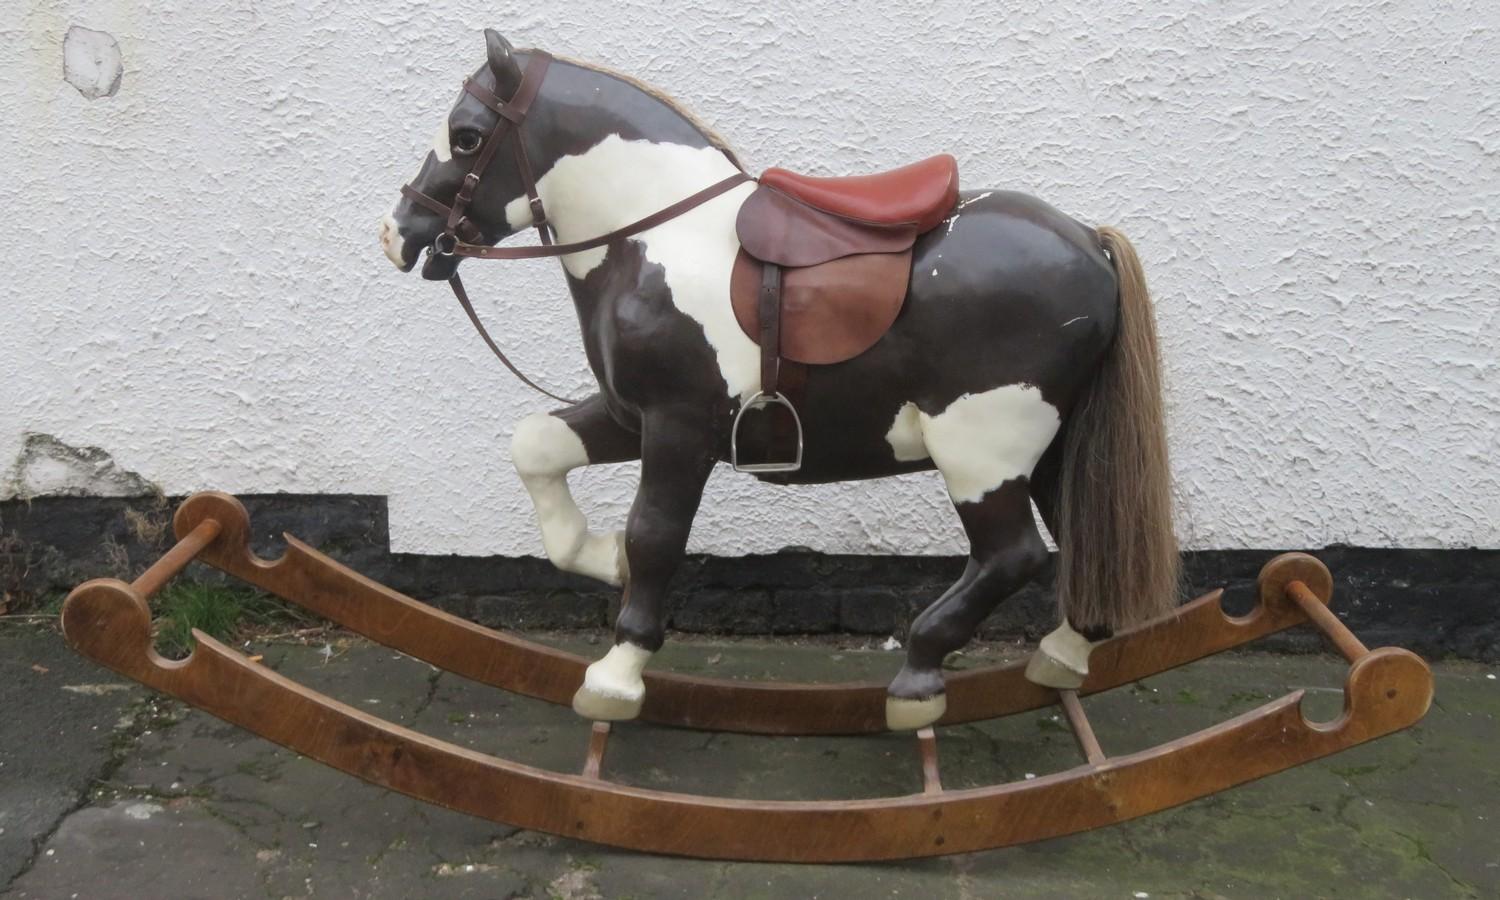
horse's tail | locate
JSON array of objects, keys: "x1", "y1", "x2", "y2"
[{"x1": 1054, "y1": 226, "x2": 1180, "y2": 633}]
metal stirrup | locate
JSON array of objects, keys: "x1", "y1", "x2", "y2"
[{"x1": 730, "y1": 391, "x2": 804, "y2": 473}]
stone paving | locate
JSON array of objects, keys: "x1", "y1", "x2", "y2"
[{"x1": 2, "y1": 622, "x2": 1496, "y2": 899}]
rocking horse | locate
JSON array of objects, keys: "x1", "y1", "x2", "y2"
[{"x1": 62, "y1": 31, "x2": 1432, "y2": 861}]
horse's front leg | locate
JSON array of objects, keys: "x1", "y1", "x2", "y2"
[
  {"x1": 511, "y1": 395, "x2": 640, "y2": 586},
  {"x1": 572, "y1": 406, "x2": 717, "y2": 721}
]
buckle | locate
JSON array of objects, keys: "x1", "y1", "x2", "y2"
[
  {"x1": 528, "y1": 195, "x2": 547, "y2": 225},
  {"x1": 456, "y1": 173, "x2": 481, "y2": 202},
  {"x1": 730, "y1": 392, "x2": 803, "y2": 474}
]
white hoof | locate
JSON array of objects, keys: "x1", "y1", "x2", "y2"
[
  {"x1": 572, "y1": 643, "x2": 650, "y2": 721},
  {"x1": 885, "y1": 693, "x2": 947, "y2": 731},
  {"x1": 1024, "y1": 620, "x2": 1099, "y2": 690}
]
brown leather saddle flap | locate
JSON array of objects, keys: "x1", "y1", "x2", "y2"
[
  {"x1": 730, "y1": 248, "x2": 910, "y2": 365},
  {"x1": 736, "y1": 185, "x2": 918, "y2": 268}
]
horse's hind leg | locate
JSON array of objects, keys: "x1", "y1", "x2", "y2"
[
  {"x1": 887, "y1": 479, "x2": 1047, "y2": 729},
  {"x1": 886, "y1": 388, "x2": 1058, "y2": 730},
  {"x1": 572, "y1": 407, "x2": 717, "y2": 721},
  {"x1": 511, "y1": 395, "x2": 640, "y2": 586},
  {"x1": 1023, "y1": 418, "x2": 1115, "y2": 689}
]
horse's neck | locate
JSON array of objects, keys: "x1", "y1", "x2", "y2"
[{"x1": 521, "y1": 135, "x2": 743, "y2": 280}]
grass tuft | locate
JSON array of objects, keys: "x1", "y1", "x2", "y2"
[
  {"x1": 153, "y1": 582, "x2": 321, "y2": 658},
  {"x1": 154, "y1": 583, "x2": 249, "y2": 658}
]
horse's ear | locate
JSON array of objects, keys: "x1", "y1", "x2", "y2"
[{"x1": 484, "y1": 29, "x2": 523, "y2": 94}]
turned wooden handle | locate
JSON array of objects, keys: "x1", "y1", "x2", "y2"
[
  {"x1": 130, "y1": 518, "x2": 222, "y2": 599},
  {"x1": 1285, "y1": 579, "x2": 1368, "y2": 663}
]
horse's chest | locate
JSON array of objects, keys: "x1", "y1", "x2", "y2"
[{"x1": 575, "y1": 199, "x2": 762, "y2": 403}]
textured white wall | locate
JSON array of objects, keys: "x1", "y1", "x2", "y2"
[{"x1": 3, "y1": 1, "x2": 1496, "y2": 555}]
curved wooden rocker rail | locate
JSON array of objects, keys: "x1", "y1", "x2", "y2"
[
  {"x1": 60, "y1": 492, "x2": 1434, "y2": 862},
  {"x1": 104, "y1": 491, "x2": 1365, "y2": 736}
]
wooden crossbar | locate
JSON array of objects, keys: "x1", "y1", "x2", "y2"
[
  {"x1": 1285, "y1": 580, "x2": 1368, "y2": 663},
  {"x1": 1058, "y1": 690, "x2": 1106, "y2": 766},
  {"x1": 581, "y1": 721, "x2": 611, "y2": 780},
  {"x1": 915, "y1": 726, "x2": 942, "y2": 794},
  {"x1": 130, "y1": 518, "x2": 222, "y2": 599}
]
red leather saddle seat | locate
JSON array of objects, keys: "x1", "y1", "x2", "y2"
[{"x1": 758, "y1": 154, "x2": 959, "y2": 232}]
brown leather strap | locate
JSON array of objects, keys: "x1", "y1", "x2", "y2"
[
  {"x1": 755, "y1": 262, "x2": 806, "y2": 459},
  {"x1": 448, "y1": 273, "x2": 580, "y2": 405},
  {"x1": 399, "y1": 49, "x2": 752, "y2": 407},
  {"x1": 758, "y1": 263, "x2": 783, "y2": 394},
  {"x1": 401, "y1": 185, "x2": 486, "y2": 243},
  {"x1": 453, "y1": 173, "x2": 752, "y2": 260},
  {"x1": 444, "y1": 172, "x2": 750, "y2": 258}
]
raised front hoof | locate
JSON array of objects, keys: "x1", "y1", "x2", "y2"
[
  {"x1": 571, "y1": 683, "x2": 644, "y2": 722},
  {"x1": 1024, "y1": 648, "x2": 1086, "y2": 690},
  {"x1": 560, "y1": 531, "x2": 629, "y2": 588},
  {"x1": 885, "y1": 693, "x2": 946, "y2": 731}
]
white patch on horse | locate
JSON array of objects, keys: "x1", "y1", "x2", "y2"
[
  {"x1": 1062, "y1": 315, "x2": 1088, "y2": 328},
  {"x1": 431, "y1": 117, "x2": 453, "y2": 162},
  {"x1": 885, "y1": 402, "x2": 928, "y2": 462},
  {"x1": 1026, "y1": 619, "x2": 1103, "y2": 689},
  {"x1": 582, "y1": 643, "x2": 652, "y2": 699},
  {"x1": 510, "y1": 413, "x2": 626, "y2": 586},
  {"x1": 505, "y1": 136, "x2": 761, "y2": 398},
  {"x1": 918, "y1": 384, "x2": 1061, "y2": 504},
  {"x1": 574, "y1": 642, "x2": 652, "y2": 719},
  {"x1": 378, "y1": 213, "x2": 405, "y2": 268}
]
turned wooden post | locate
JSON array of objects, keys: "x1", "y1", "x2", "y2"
[
  {"x1": 1285, "y1": 579, "x2": 1368, "y2": 663},
  {"x1": 130, "y1": 518, "x2": 222, "y2": 599}
]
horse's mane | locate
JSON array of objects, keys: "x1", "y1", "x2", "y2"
[{"x1": 545, "y1": 51, "x2": 743, "y2": 170}]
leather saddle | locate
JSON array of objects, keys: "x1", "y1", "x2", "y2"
[{"x1": 729, "y1": 154, "x2": 959, "y2": 471}]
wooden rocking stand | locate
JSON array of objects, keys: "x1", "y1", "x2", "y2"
[{"x1": 61, "y1": 492, "x2": 1433, "y2": 862}]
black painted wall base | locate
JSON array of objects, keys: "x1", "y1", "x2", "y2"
[{"x1": 3, "y1": 493, "x2": 1494, "y2": 660}]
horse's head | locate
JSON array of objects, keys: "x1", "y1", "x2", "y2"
[{"x1": 379, "y1": 29, "x2": 542, "y2": 280}]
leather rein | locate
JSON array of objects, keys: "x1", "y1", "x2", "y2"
[{"x1": 400, "y1": 50, "x2": 752, "y2": 404}]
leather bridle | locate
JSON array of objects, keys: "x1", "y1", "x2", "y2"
[{"x1": 399, "y1": 49, "x2": 752, "y2": 404}]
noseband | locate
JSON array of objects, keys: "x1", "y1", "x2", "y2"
[{"x1": 399, "y1": 50, "x2": 752, "y2": 404}]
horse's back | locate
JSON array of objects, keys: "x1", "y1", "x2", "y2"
[
  {"x1": 774, "y1": 188, "x2": 1121, "y2": 483},
  {"x1": 892, "y1": 189, "x2": 1119, "y2": 400}
]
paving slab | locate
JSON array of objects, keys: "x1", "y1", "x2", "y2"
[
  {"x1": 0, "y1": 625, "x2": 144, "y2": 887},
  {"x1": 2, "y1": 625, "x2": 1496, "y2": 899}
]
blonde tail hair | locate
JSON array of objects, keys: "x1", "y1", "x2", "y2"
[{"x1": 1055, "y1": 226, "x2": 1180, "y2": 632}]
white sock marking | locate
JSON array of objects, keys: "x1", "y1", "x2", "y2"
[
  {"x1": 511, "y1": 413, "x2": 626, "y2": 586},
  {"x1": 583, "y1": 643, "x2": 652, "y2": 701},
  {"x1": 1037, "y1": 619, "x2": 1099, "y2": 676}
]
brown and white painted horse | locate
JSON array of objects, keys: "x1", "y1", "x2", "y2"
[{"x1": 380, "y1": 31, "x2": 1179, "y2": 731}]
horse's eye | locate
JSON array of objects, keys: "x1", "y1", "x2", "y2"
[{"x1": 452, "y1": 129, "x2": 483, "y2": 155}]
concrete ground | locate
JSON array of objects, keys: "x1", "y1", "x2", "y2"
[{"x1": 1, "y1": 621, "x2": 1495, "y2": 899}]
